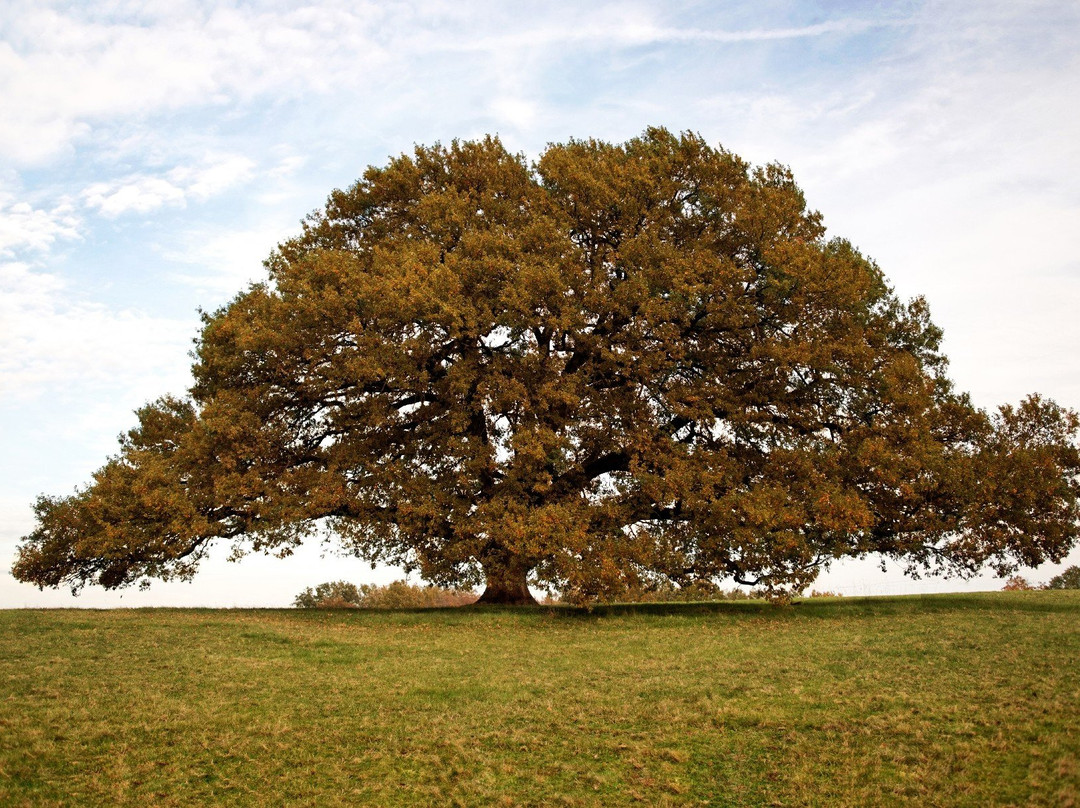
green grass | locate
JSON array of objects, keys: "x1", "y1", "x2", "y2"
[{"x1": 1, "y1": 592, "x2": 1077, "y2": 806}]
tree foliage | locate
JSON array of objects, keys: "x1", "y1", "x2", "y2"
[
  {"x1": 1044, "y1": 565, "x2": 1080, "y2": 590},
  {"x1": 1001, "y1": 575, "x2": 1037, "y2": 592},
  {"x1": 12, "y1": 128, "x2": 1080, "y2": 604}
]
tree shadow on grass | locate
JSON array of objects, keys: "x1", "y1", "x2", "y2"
[
  {"x1": 524, "y1": 591, "x2": 1080, "y2": 620},
  {"x1": 786, "y1": 591, "x2": 1080, "y2": 618},
  {"x1": 279, "y1": 590, "x2": 1079, "y2": 623}
]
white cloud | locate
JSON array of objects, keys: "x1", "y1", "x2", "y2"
[
  {"x1": 0, "y1": 260, "x2": 194, "y2": 402},
  {"x1": 0, "y1": 1, "x2": 906, "y2": 166},
  {"x1": 81, "y1": 175, "x2": 187, "y2": 217},
  {"x1": 163, "y1": 222, "x2": 293, "y2": 298},
  {"x1": 0, "y1": 2, "x2": 390, "y2": 165},
  {"x1": 171, "y1": 155, "x2": 257, "y2": 201},
  {"x1": 0, "y1": 193, "x2": 80, "y2": 256},
  {"x1": 404, "y1": 7, "x2": 897, "y2": 54},
  {"x1": 80, "y1": 154, "x2": 256, "y2": 217},
  {"x1": 648, "y1": 18, "x2": 895, "y2": 43},
  {"x1": 268, "y1": 154, "x2": 308, "y2": 176},
  {"x1": 488, "y1": 97, "x2": 539, "y2": 132}
]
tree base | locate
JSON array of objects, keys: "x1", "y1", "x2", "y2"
[
  {"x1": 475, "y1": 559, "x2": 538, "y2": 605},
  {"x1": 475, "y1": 583, "x2": 538, "y2": 606}
]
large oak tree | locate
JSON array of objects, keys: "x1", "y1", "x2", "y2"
[{"x1": 13, "y1": 129, "x2": 1080, "y2": 604}]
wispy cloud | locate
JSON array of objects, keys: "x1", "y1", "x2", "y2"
[
  {"x1": 80, "y1": 155, "x2": 255, "y2": 217},
  {"x1": 0, "y1": 260, "x2": 194, "y2": 401},
  {"x1": 163, "y1": 221, "x2": 294, "y2": 297},
  {"x1": 0, "y1": 2, "x2": 901, "y2": 165},
  {"x1": 649, "y1": 18, "x2": 898, "y2": 43},
  {"x1": 0, "y1": 3, "x2": 390, "y2": 164},
  {"x1": 81, "y1": 176, "x2": 187, "y2": 217},
  {"x1": 0, "y1": 193, "x2": 80, "y2": 256},
  {"x1": 0, "y1": 259, "x2": 192, "y2": 397},
  {"x1": 446, "y1": 15, "x2": 900, "y2": 53}
]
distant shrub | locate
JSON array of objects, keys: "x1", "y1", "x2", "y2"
[
  {"x1": 294, "y1": 580, "x2": 364, "y2": 608},
  {"x1": 1043, "y1": 565, "x2": 1080, "y2": 590},
  {"x1": 1002, "y1": 575, "x2": 1036, "y2": 591},
  {"x1": 313, "y1": 595, "x2": 362, "y2": 609},
  {"x1": 805, "y1": 590, "x2": 844, "y2": 598},
  {"x1": 294, "y1": 580, "x2": 477, "y2": 609},
  {"x1": 358, "y1": 580, "x2": 478, "y2": 608}
]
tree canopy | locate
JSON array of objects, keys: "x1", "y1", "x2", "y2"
[{"x1": 13, "y1": 128, "x2": 1080, "y2": 604}]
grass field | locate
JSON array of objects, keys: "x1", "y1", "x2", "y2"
[{"x1": 1, "y1": 592, "x2": 1077, "y2": 807}]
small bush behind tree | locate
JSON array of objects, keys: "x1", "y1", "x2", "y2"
[
  {"x1": 616, "y1": 579, "x2": 760, "y2": 603},
  {"x1": 293, "y1": 580, "x2": 364, "y2": 608},
  {"x1": 294, "y1": 580, "x2": 477, "y2": 609}
]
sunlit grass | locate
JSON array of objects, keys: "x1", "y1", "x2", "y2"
[{"x1": 1, "y1": 592, "x2": 1077, "y2": 806}]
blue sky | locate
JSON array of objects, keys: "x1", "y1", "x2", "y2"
[{"x1": 2, "y1": 0, "x2": 1078, "y2": 606}]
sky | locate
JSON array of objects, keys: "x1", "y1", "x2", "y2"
[{"x1": 2, "y1": 0, "x2": 1078, "y2": 607}]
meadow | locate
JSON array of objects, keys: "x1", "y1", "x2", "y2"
[{"x1": 1, "y1": 592, "x2": 1077, "y2": 806}]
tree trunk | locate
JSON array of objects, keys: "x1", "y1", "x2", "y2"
[{"x1": 476, "y1": 554, "x2": 537, "y2": 605}]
